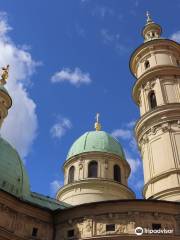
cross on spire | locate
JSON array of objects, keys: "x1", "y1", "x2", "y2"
[
  {"x1": 94, "y1": 113, "x2": 101, "y2": 131},
  {"x1": 146, "y1": 11, "x2": 153, "y2": 24}
]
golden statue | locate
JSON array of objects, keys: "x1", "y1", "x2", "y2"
[
  {"x1": 94, "y1": 113, "x2": 101, "y2": 131},
  {"x1": 0, "y1": 65, "x2": 9, "y2": 85}
]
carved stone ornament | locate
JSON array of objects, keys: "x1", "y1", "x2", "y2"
[
  {"x1": 150, "y1": 126, "x2": 156, "y2": 135},
  {"x1": 79, "y1": 163, "x2": 83, "y2": 169},
  {"x1": 144, "y1": 81, "x2": 155, "y2": 91},
  {"x1": 115, "y1": 224, "x2": 127, "y2": 234},
  {"x1": 161, "y1": 123, "x2": 171, "y2": 133},
  {"x1": 97, "y1": 223, "x2": 106, "y2": 235},
  {"x1": 142, "y1": 134, "x2": 149, "y2": 144},
  {"x1": 177, "y1": 120, "x2": 180, "y2": 128},
  {"x1": 83, "y1": 218, "x2": 92, "y2": 234}
]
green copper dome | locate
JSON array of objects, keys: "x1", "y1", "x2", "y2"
[
  {"x1": 67, "y1": 131, "x2": 125, "y2": 160},
  {"x1": 0, "y1": 137, "x2": 30, "y2": 198}
]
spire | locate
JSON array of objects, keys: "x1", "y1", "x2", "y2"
[
  {"x1": 94, "y1": 113, "x2": 101, "y2": 131},
  {"x1": 142, "y1": 12, "x2": 162, "y2": 42},
  {"x1": 0, "y1": 65, "x2": 9, "y2": 85},
  {"x1": 146, "y1": 11, "x2": 153, "y2": 24}
]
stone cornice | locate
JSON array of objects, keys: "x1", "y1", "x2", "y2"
[
  {"x1": 129, "y1": 38, "x2": 180, "y2": 78},
  {"x1": 63, "y1": 151, "x2": 130, "y2": 175},
  {"x1": 56, "y1": 178, "x2": 135, "y2": 199},
  {"x1": 134, "y1": 103, "x2": 180, "y2": 141},
  {"x1": 132, "y1": 65, "x2": 180, "y2": 105},
  {"x1": 143, "y1": 169, "x2": 180, "y2": 197}
]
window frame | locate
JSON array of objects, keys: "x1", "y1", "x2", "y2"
[
  {"x1": 148, "y1": 90, "x2": 157, "y2": 110},
  {"x1": 106, "y1": 224, "x2": 115, "y2": 232},
  {"x1": 144, "y1": 60, "x2": 150, "y2": 69},
  {"x1": 113, "y1": 164, "x2": 121, "y2": 183},
  {"x1": 68, "y1": 166, "x2": 75, "y2": 184},
  {"x1": 88, "y1": 160, "x2": 98, "y2": 178}
]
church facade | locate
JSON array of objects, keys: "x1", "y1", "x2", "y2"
[{"x1": 0, "y1": 14, "x2": 180, "y2": 240}]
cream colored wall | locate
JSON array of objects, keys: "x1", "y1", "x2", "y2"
[
  {"x1": 0, "y1": 191, "x2": 53, "y2": 240},
  {"x1": 139, "y1": 76, "x2": 180, "y2": 116},
  {"x1": 64, "y1": 153, "x2": 128, "y2": 186},
  {"x1": 131, "y1": 34, "x2": 180, "y2": 201},
  {"x1": 57, "y1": 179, "x2": 135, "y2": 206},
  {"x1": 57, "y1": 152, "x2": 135, "y2": 205},
  {"x1": 139, "y1": 122, "x2": 180, "y2": 199},
  {"x1": 135, "y1": 47, "x2": 180, "y2": 79},
  {"x1": 54, "y1": 200, "x2": 180, "y2": 239}
]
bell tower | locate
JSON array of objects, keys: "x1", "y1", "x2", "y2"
[
  {"x1": 0, "y1": 65, "x2": 12, "y2": 128},
  {"x1": 130, "y1": 13, "x2": 180, "y2": 201}
]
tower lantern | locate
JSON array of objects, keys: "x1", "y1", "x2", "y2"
[
  {"x1": 130, "y1": 14, "x2": 180, "y2": 201},
  {"x1": 0, "y1": 65, "x2": 12, "y2": 128},
  {"x1": 142, "y1": 12, "x2": 162, "y2": 42}
]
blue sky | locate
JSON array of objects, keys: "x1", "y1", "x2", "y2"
[{"x1": 0, "y1": 0, "x2": 180, "y2": 199}]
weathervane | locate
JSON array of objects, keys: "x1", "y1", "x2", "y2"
[
  {"x1": 0, "y1": 65, "x2": 9, "y2": 85},
  {"x1": 94, "y1": 113, "x2": 101, "y2": 131}
]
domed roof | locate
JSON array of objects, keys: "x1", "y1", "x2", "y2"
[
  {"x1": 0, "y1": 137, "x2": 30, "y2": 198},
  {"x1": 67, "y1": 131, "x2": 125, "y2": 160}
]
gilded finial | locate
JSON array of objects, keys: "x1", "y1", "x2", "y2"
[
  {"x1": 0, "y1": 65, "x2": 9, "y2": 85},
  {"x1": 94, "y1": 113, "x2": 101, "y2": 131},
  {"x1": 146, "y1": 11, "x2": 153, "y2": 24}
]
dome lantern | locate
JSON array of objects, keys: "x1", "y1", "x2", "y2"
[
  {"x1": 0, "y1": 65, "x2": 12, "y2": 128},
  {"x1": 142, "y1": 11, "x2": 162, "y2": 42},
  {"x1": 94, "y1": 113, "x2": 101, "y2": 131}
]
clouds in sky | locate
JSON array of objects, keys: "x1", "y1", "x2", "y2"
[
  {"x1": 111, "y1": 129, "x2": 132, "y2": 140},
  {"x1": 170, "y1": 30, "x2": 180, "y2": 43},
  {"x1": 50, "y1": 117, "x2": 72, "y2": 139},
  {"x1": 111, "y1": 120, "x2": 144, "y2": 196},
  {"x1": 50, "y1": 180, "x2": 63, "y2": 196},
  {"x1": 92, "y1": 5, "x2": 114, "y2": 18},
  {"x1": 0, "y1": 12, "x2": 39, "y2": 159},
  {"x1": 51, "y1": 67, "x2": 92, "y2": 86},
  {"x1": 101, "y1": 29, "x2": 128, "y2": 55}
]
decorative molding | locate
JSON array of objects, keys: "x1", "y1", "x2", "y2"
[
  {"x1": 161, "y1": 123, "x2": 171, "y2": 133},
  {"x1": 144, "y1": 81, "x2": 155, "y2": 91}
]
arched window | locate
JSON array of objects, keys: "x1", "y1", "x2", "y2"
[
  {"x1": 145, "y1": 60, "x2": 150, "y2": 69},
  {"x1": 68, "y1": 166, "x2": 75, "y2": 183},
  {"x1": 149, "y1": 91, "x2": 157, "y2": 109},
  {"x1": 88, "y1": 161, "x2": 98, "y2": 178},
  {"x1": 114, "y1": 165, "x2": 121, "y2": 182}
]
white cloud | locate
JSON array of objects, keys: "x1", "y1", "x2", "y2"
[
  {"x1": 126, "y1": 120, "x2": 136, "y2": 128},
  {"x1": 111, "y1": 121, "x2": 138, "y2": 151},
  {"x1": 50, "y1": 117, "x2": 72, "y2": 139},
  {"x1": 170, "y1": 31, "x2": 180, "y2": 43},
  {"x1": 127, "y1": 157, "x2": 141, "y2": 174},
  {"x1": 101, "y1": 29, "x2": 128, "y2": 55},
  {"x1": 50, "y1": 180, "x2": 63, "y2": 196},
  {"x1": 0, "y1": 12, "x2": 39, "y2": 159},
  {"x1": 92, "y1": 5, "x2": 114, "y2": 18},
  {"x1": 51, "y1": 67, "x2": 91, "y2": 86},
  {"x1": 111, "y1": 129, "x2": 132, "y2": 140}
]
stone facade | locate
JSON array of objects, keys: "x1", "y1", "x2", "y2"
[
  {"x1": 57, "y1": 152, "x2": 135, "y2": 206},
  {"x1": 0, "y1": 190, "x2": 180, "y2": 239},
  {"x1": 1, "y1": 14, "x2": 180, "y2": 240},
  {"x1": 130, "y1": 16, "x2": 180, "y2": 201},
  {"x1": 0, "y1": 191, "x2": 53, "y2": 240}
]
